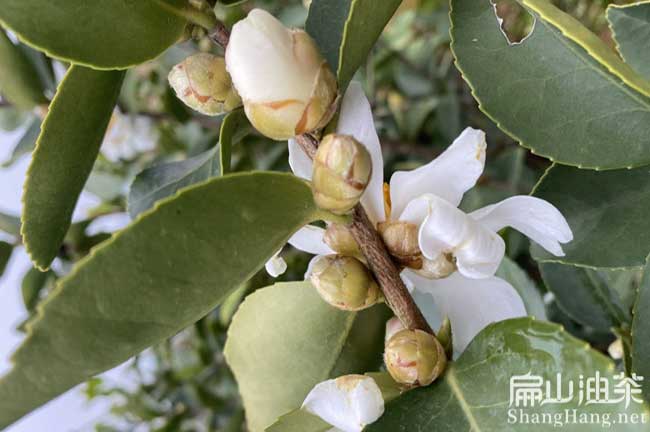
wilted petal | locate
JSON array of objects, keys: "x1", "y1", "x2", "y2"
[
  {"x1": 288, "y1": 138, "x2": 313, "y2": 180},
  {"x1": 265, "y1": 249, "x2": 287, "y2": 277},
  {"x1": 337, "y1": 82, "x2": 385, "y2": 224},
  {"x1": 390, "y1": 127, "x2": 486, "y2": 219},
  {"x1": 288, "y1": 225, "x2": 333, "y2": 255},
  {"x1": 302, "y1": 375, "x2": 384, "y2": 432},
  {"x1": 406, "y1": 270, "x2": 526, "y2": 353},
  {"x1": 470, "y1": 196, "x2": 573, "y2": 256}
]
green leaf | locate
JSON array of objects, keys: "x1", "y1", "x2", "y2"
[
  {"x1": 0, "y1": 172, "x2": 319, "y2": 429},
  {"x1": 608, "y1": 1, "x2": 650, "y2": 81},
  {"x1": 225, "y1": 281, "x2": 390, "y2": 432},
  {"x1": 532, "y1": 164, "x2": 650, "y2": 268},
  {"x1": 128, "y1": 147, "x2": 220, "y2": 219},
  {"x1": 21, "y1": 66, "x2": 124, "y2": 270},
  {"x1": 219, "y1": 109, "x2": 249, "y2": 175},
  {"x1": 540, "y1": 262, "x2": 631, "y2": 332},
  {"x1": 368, "y1": 318, "x2": 647, "y2": 431},
  {"x1": 21, "y1": 267, "x2": 54, "y2": 313},
  {"x1": 0, "y1": 30, "x2": 47, "y2": 109},
  {"x1": 306, "y1": 0, "x2": 402, "y2": 88},
  {"x1": 496, "y1": 256, "x2": 546, "y2": 320},
  {"x1": 0, "y1": 241, "x2": 12, "y2": 277},
  {"x1": 632, "y1": 262, "x2": 650, "y2": 400},
  {"x1": 1, "y1": 116, "x2": 40, "y2": 168},
  {"x1": 0, "y1": 212, "x2": 21, "y2": 237},
  {"x1": 0, "y1": 0, "x2": 188, "y2": 70},
  {"x1": 450, "y1": 0, "x2": 650, "y2": 169}
]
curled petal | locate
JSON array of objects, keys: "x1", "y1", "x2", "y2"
[
  {"x1": 406, "y1": 270, "x2": 526, "y2": 354},
  {"x1": 390, "y1": 127, "x2": 486, "y2": 219},
  {"x1": 337, "y1": 82, "x2": 385, "y2": 224},
  {"x1": 302, "y1": 375, "x2": 384, "y2": 432},
  {"x1": 470, "y1": 196, "x2": 573, "y2": 256},
  {"x1": 287, "y1": 225, "x2": 333, "y2": 256},
  {"x1": 265, "y1": 249, "x2": 287, "y2": 277},
  {"x1": 288, "y1": 138, "x2": 313, "y2": 180},
  {"x1": 454, "y1": 225, "x2": 505, "y2": 279}
]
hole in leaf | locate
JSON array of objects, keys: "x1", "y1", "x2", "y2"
[{"x1": 492, "y1": 0, "x2": 536, "y2": 44}]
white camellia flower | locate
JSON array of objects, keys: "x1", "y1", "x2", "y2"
[
  {"x1": 101, "y1": 110, "x2": 158, "y2": 162},
  {"x1": 269, "y1": 81, "x2": 573, "y2": 355},
  {"x1": 302, "y1": 375, "x2": 384, "y2": 432},
  {"x1": 226, "y1": 8, "x2": 338, "y2": 140}
]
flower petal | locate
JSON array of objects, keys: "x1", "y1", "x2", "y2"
[
  {"x1": 302, "y1": 375, "x2": 384, "y2": 432},
  {"x1": 265, "y1": 249, "x2": 287, "y2": 277},
  {"x1": 390, "y1": 127, "x2": 486, "y2": 219},
  {"x1": 288, "y1": 225, "x2": 333, "y2": 255},
  {"x1": 407, "y1": 194, "x2": 505, "y2": 279},
  {"x1": 337, "y1": 82, "x2": 385, "y2": 224},
  {"x1": 406, "y1": 270, "x2": 526, "y2": 353},
  {"x1": 288, "y1": 138, "x2": 313, "y2": 180},
  {"x1": 470, "y1": 196, "x2": 573, "y2": 256}
]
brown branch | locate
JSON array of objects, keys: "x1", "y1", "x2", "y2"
[{"x1": 296, "y1": 135, "x2": 433, "y2": 334}]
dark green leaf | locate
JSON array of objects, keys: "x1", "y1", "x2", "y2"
[
  {"x1": 0, "y1": 0, "x2": 188, "y2": 70},
  {"x1": 21, "y1": 267, "x2": 54, "y2": 312},
  {"x1": 0, "y1": 241, "x2": 12, "y2": 277},
  {"x1": 225, "y1": 281, "x2": 390, "y2": 432},
  {"x1": 632, "y1": 262, "x2": 650, "y2": 400},
  {"x1": 540, "y1": 262, "x2": 631, "y2": 331},
  {"x1": 0, "y1": 172, "x2": 320, "y2": 429},
  {"x1": 608, "y1": 2, "x2": 650, "y2": 80},
  {"x1": 450, "y1": 0, "x2": 650, "y2": 169},
  {"x1": 496, "y1": 256, "x2": 546, "y2": 320},
  {"x1": 21, "y1": 66, "x2": 124, "y2": 270},
  {"x1": 128, "y1": 147, "x2": 220, "y2": 219},
  {"x1": 532, "y1": 164, "x2": 650, "y2": 268},
  {"x1": 0, "y1": 30, "x2": 47, "y2": 109},
  {"x1": 368, "y1": 318, "x2": 646, "y2": 431},
  {"x1": 219, "y1": 109, "x2": 249, "y2": 175},
  {"x1": 306, "y1": 0, "x2": 402, "y2": 88}
]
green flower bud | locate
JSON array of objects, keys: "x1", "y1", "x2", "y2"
[
  {"x1": 323, "y1": 223, "x2": 361, "y2": 257},
  {"x1": 168, "y1": 53, "x2": 241, "y2": 116},
  {"x1": 378, "y1": 221, "x2": 422, "y2": 268},
  {"x1": 309, "y1": 255, "x2": 381, "y2": 311},
  {"x1": 384, "y1": 329, "x2": 447, "y2": 387},
  {"x1": 312, "y1": 134, "x2": 372, "y2": 214}
]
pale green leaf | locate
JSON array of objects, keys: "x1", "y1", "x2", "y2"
[
  {"x1": 1, "y1": 117, "x2": 40, "y2": 168},
  {"x1": 496, "y1": 256, "x2": 546, "y2": 320},
  {"x1": 0, "y1": 172, "x2": 320, "y2": 429},
  {"x1": 608, "y1": 1, "x2": 650, "y2": 80},
  {"x1": 306, "y1": 0, "x2": 402, "y2": 88},
  {"x1": 0, "y1": 241, "x2": 12, "y2": 277},
  {"x1": 368, "y1": 318, "x2": 647, "y2": 431},
  {"x1": 225, "y1": 281, "x2": 390, "y2": 432},
  {"x1": 128, "y1": 147, "x2": 220, "y2": 219},
  {"x1": 0, "y1": 30, "x2": 46, "y2": 109},
  {"x1": 0, "y1": 0, "x2": 188, "y2": 70},
  {"x1": 632, "y1": 262, "x2": 650, "y2": 400},
  {"x1": 21, "y1": 66, "x2": 124, "y2": 270},
  {"x1": 0, "y1": 212, "x2": 21, "y2": 237},
  {"x1": 540, "y1": 262, "x2": 631, "y2": 332},
  {"x1": 531, "y1": 164, "x2": 650, "y2": 268},
  {"x1": 450, "y1": 0, "x2": 650, "y2": 169}
]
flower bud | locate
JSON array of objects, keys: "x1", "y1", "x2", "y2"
[
  {"x1": 168, "y1": 53, "x2": 241, "y2": 116},
  {"x1": 384, "y1": 329, "x2": 447, "y2": 386},
  {"x1": 309, "y1": 255, "x2": 381, "y2": 311},
  {"x1": 226, "y1": 9, "x2": 338, "y2": 140},
  {"x1": 312, "y1": 134, "x2": 372, "y2": 214},
  {"x1": 323, "y1": 223, "x2": 361, "y2": 257},
  {"x1": 385, "y1": 317, "x2": 405, "y2": 342},
  {"x1": 378, "y1": 221, "x2": 422, "y2": 268}
]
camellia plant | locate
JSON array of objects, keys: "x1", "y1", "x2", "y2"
[{"x1": 0, "y1": 0, "x2": 650, "y2": 430}]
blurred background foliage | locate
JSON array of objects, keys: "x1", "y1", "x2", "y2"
[{"x1": 0, "y1": 0, "x2": 638, "y2": 430}]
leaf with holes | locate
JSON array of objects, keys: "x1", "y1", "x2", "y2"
[
  {"x1": 225, "y1": 281, "x2": 390, "y2": 432},
  {"x1": 451, "y1": 0, "x2": 650, "y2": 169},
  {"x1": 531, "y1": 164, "x2": 650, "y2": 268},
  {"x1": 21, "y1": 66, "x2": 124, "y2": 270},
  {"x1": 0, "y1": 0, "x2": 188, "y2": 70},
  {"x1": 608, "y1": 1, "x2": 650, "y2": 81},
  {"x1": 367, "y1": 318, "x2": 647, "y2": 431},
  {"x1": 306, "y1": 0, "x2": 402, "y2": 88},
  {"x1": 0, "y1": 172, "x2": 320, "y2": 429}
]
